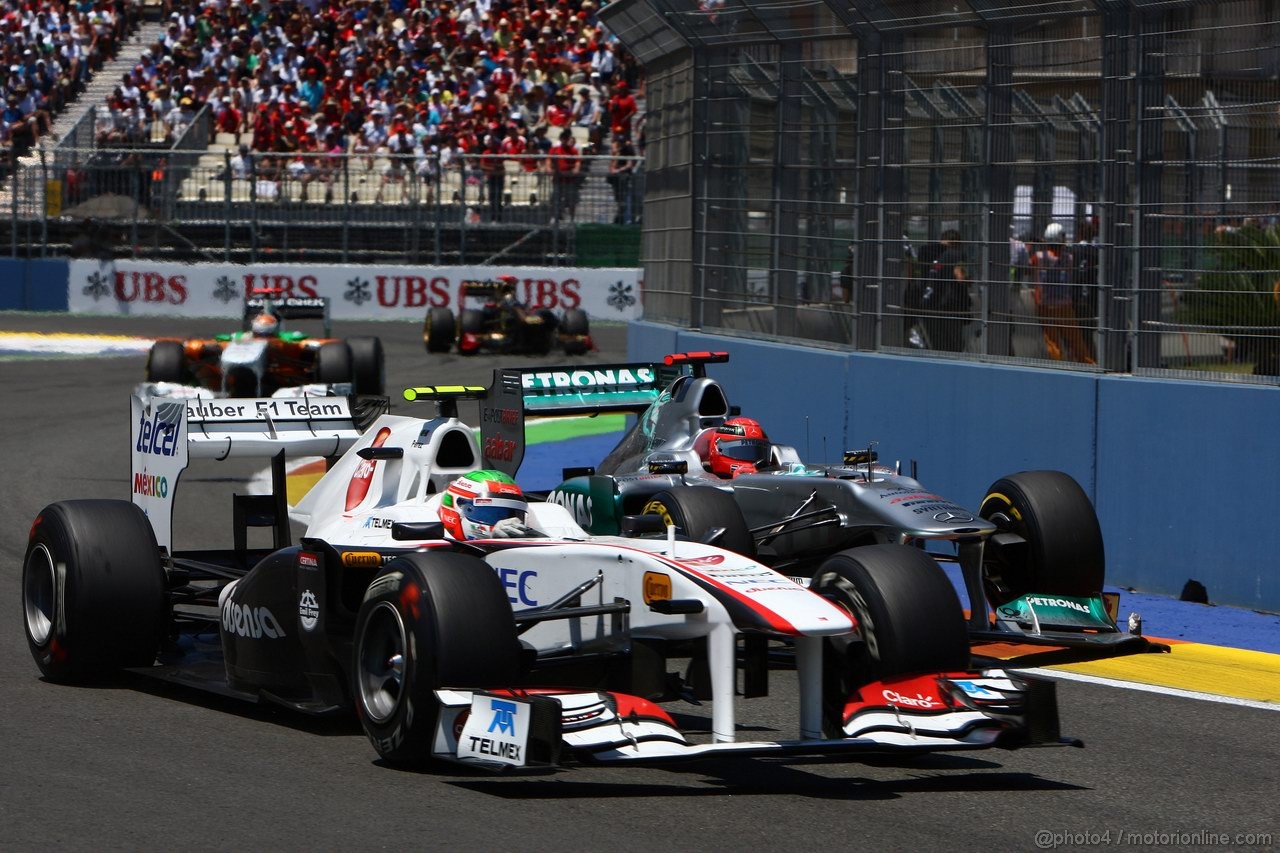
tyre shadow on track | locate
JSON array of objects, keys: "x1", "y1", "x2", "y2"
[{"x1": 444, "y1": 760, "x2": 1088, "y2": 800}]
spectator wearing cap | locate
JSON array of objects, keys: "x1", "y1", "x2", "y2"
[
  {"x1": 215, "y1": 95, "x2": 243, "y2": 141},
  {"x1": 607, "y1": 80, "x2": 636, "y2": 140},
  {"x1": 299, "y1": 67, "x2": 325, "y2": 112}
]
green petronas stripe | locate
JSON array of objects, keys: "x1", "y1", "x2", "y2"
[{"x1": 525, "y1": 414, "x2": 627, "y2": 443}]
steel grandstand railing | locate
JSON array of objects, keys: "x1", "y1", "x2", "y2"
[{"x1": 4, "y1": 150, "x2": 644, "y2": 267}]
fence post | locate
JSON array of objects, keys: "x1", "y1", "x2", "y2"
[
  {"x1": 39, "y1": 147, "x2": 48, "y2": 258},
  {"x1": 433, "y1": 151, "x2": 442, "y2": 265},
  {"x1": 130, "y1": 166, "x2": 139, "y2": 258},
  {"x1": 459, "y1": 155, "x2": 469, "y2": 266},
  {"x1": 342, "y1": 156, "x2": 350, "y2": 264},
  {"x1": 249, "y1": 154, "x2": 259, "y2": 264},
  {"x1": 224, "y1": 150, "x2": 232, "y2": 262},
  {"x1": 10, "y1": 147, "x2": 17, "y2": 257}
]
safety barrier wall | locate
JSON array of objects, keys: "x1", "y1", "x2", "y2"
[
  {"x1": 0, "y1": 257, "x2": 639, "y2": 323},
  {"x1": 0, "y1": 259, "x2": 70, "y2": 312},
  {"x1": 629, "y1": 320, "x2": 1278, "y2": 613}
]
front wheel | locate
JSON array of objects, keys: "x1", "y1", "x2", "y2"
[
  {"x1": 24, "y1": 500, "x2": 167, "y2": 683},
  {"x1": 316, "y1": 341, "x2": 353, "y2": 385},
  {"x1": 424, "y1": 307, "x2": 456, "y2": 353},
  {"x1": 353, "y1": 552, "x2": 521, "y2": 766},
  {"x1": 640, "y1": 487, "x2": 755, "y2": 558},
  {"x1": 979, "y1": 470, "x2": 1104, "y2": 607},
  {"x1": 811, "y1": 545, "x2": 968, "y2": 735}
]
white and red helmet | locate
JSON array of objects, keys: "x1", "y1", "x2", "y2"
[{"x1": 707, "y1": 417, "x2": 771, "y2": 478}]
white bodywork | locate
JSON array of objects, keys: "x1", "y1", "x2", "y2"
[{"x1": 294, "y1": 410, "x2": 858, "y2": 742}]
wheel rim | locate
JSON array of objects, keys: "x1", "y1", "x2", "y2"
[
  {"x1": 642, "y1": 498, "x2": 675, "y2": 529},
  {"x1": 816, "y1": 572, "x2": 875, "y2": 660},
  {"x1": 357, "y1": 601, "x2": 408, "y2": 724},
  {"x1": 24, "y1": 543, "x2": 56, "y2": 647}
]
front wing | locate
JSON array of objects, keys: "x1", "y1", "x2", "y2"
[{"x1": 430, "y1": 670, "x2": 1072, "y2": 771}]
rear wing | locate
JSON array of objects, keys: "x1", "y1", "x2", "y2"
[
  {"x1": 131, "y1": 391, "x2": 375, "y2": 551},
  {"x1": 481, "y1": 359, "x2": 704, "y2": 478},
  {"x1": 243, "y1": 294, "x2": 331, "y2": 337},
  {"x1": 459, "y1": 279, "x2": 505, "y2": 301}
]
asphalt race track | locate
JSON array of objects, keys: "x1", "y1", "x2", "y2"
[{"x1": 1, "y1": 314, "x2": 1275, "y2": 851}]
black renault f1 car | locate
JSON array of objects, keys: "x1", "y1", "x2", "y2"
[{"x1": 422, "y1": 280, "x2": 592, "y2": 357}]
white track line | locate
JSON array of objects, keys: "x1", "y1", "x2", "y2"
[{"x1": 1016, "y1": 667, "x2": 1280, "y2": 712}]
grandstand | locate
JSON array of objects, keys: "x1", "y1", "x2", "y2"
[{"x1": 0, "y1": 0, "x2": 645, "y2": 265}]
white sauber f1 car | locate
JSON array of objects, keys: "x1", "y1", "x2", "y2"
[{"x1": 22, "y1": 386, "x2": 1074, "y2": 771}]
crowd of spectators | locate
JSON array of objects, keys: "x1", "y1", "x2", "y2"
[
  {"x1": 1, "y1": 0, "x2": 137, "y2": 160},
  {"x1": 88, "y1": 0, "x2": 644, "y2": 217}
]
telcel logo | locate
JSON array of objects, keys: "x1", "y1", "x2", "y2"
[{"x1": 136, "y1": 402, "x2": 183, "y2": 457}]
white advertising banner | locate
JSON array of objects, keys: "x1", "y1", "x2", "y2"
[{"x1": 67, "y1": 260, "x2": 642, "y2": 322}]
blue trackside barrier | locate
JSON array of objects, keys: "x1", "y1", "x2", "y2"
[
  {"x1": 0, "y1": 259, "x2": 70, "y2": 311},
  {"x1": 628, "y1": 320, "x2": 1280, "y2": 613}
]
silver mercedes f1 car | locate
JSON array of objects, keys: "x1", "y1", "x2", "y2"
[{"x1": 480, "y1": 353, "x2": 1158, "y2": 658}]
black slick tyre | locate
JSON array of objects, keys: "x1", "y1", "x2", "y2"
[
  {"x1": 146, "y1": 340, "x2": 187, "y2": 383},
  {"x1": 353, "y1": 552, "x2": 521, "y2": 765},
  {"x1": 424, "y1": 307, "x2": 456, "y2": 353},
  {"x1": 561, "y1": 309, "x2": 590, "y2": 354},
  {"x1": 459, "y1": 308, "x2": 485, "y2": 335},
  {"x1": 316, "y1": 341, "x2": 353, "y2": 384},
  {"x1": 641, "y1": 487, "x2": 756, "y2": 558},
  {"x1": 979, "y1": 470, "x2": 1105, "y2": 606},
  {"x1": 346, "y1": 336, "x2": 386, "y2": 395},
  {"x1": 561, "y1": 308, "x2": 588, "y2": 336},
  {"x1": 811, "y1": 544, "x2": 968, "y2": 734},
  {"x1": 23, "y1": 500, "x2": 167, "y2": 683}
]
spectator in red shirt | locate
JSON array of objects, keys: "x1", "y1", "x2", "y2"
[
  {"x1": 608, "y1": 81, "x2": 637, "y2": 140},
  {"x1": 548, "y1": 127, "x2": 581, "y2": 222}
]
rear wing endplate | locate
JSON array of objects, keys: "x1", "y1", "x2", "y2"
[
  {"x1": 481, "y1": 361, "x2": 690, "y2": 478},
  {"x1": 130, "y1": 391, "x2": 370, "y2": 551}
]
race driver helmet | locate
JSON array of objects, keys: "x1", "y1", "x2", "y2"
[
  {"x1": 439, "y1": 470, "x2": 529, "y2": 540},
  {"x1": 706, "y1": 417, "x2": 772, "y2": 478},
  {"x1": 251, "y1": 310, "x2": 280, "y2": 337}
]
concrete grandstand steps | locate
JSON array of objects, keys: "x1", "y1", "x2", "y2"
[{"x1": 0, "y1": 19, "x2": 168, "y2": 210}]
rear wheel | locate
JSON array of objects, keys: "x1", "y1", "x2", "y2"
[
  {"x1": 424, "y1": 307, "x2": 456, "y2": 353},
  {"x1": 459, "y1": 308, "x2": 485, "y2": 334},
  {"x1": 979, "y1": 470, "x2": 1105, "y2": 607},
  {"x1": 561, "y1": 309, "x2": 590, "y2": 355},
  {"x1": 346, "y1": 336, "x2": 385, "y2": 396},
  {"x1": 316, "y1": 341, "x2": 353, "y2": 385},
  {"x1": 146, "y1": 340, "x2": 187, "y2": 383},
  {"x1": 353, "y1": 552, "x2": 521, "y2": 766},
  {"x1": 640, "y1": 487, "x2": 756, "y2": 558},
  {"x1": 23, "y1": 500, "x2": 167, "y2": 683},
  {"x1": 811, "y1": 545, "x2": 968, "y2": 735}
]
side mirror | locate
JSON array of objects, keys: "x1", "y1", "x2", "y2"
[
  {"x1": 391, "y1": 521, "x2": 445, "y2": 541},
  {"x1": 620, "y1": 514, "x2": 668, "y2": 537},
  {"x1": 648, "y1": 459, "x2": 688, "y2": 475}
]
